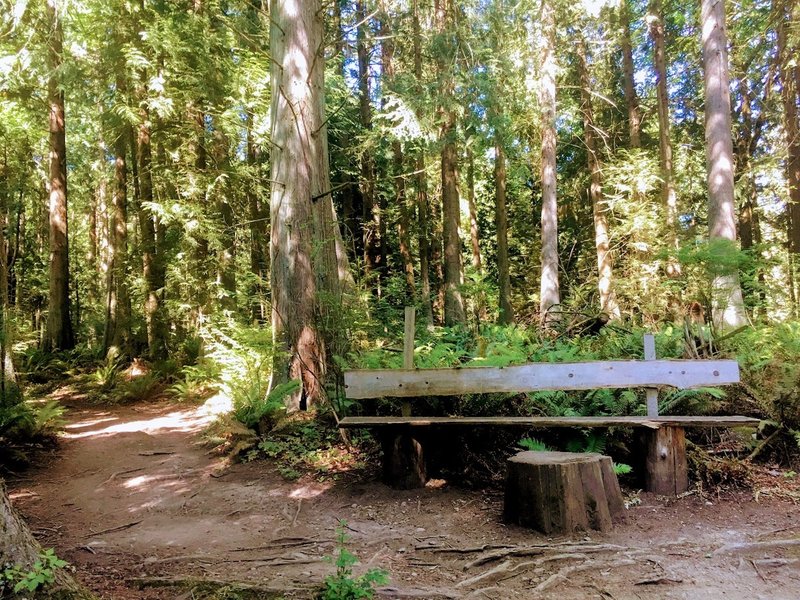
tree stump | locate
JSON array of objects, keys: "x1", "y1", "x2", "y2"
[{"x1": 503, "y1": 451, "x2": 623, "y2": 534}]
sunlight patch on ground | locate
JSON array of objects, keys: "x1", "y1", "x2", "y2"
[
  {"x1": 62, "y1": 409, "x2": 216, "y2": 439},
  {"x1": 289, "y1": 482, "x2": 333, "y2": 499},
  {"x1": 198, "y1": 389, "x2": 234, "y2": 417},
  {"x1": 64, "y1": 416, "x2": 119, "y2": 430}
]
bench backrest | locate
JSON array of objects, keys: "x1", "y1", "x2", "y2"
[{"x1": 344, "y1": 359, "x2": 740, "y2": 399}]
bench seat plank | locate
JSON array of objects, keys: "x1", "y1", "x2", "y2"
[
  {"x1": 344, "y1": 360, "x2": 739, "y2": 399},
  {"x1": 338, "y1": 415, "x2": 759, "y2": 429}
]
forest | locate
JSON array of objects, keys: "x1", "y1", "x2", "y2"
[{"x1": 1, "y1": 0, "x2": 800, "y2": 598}]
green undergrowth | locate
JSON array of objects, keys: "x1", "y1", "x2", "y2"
[{"x1": 247, "y1": 418, "x2": 372, "y2": 482}]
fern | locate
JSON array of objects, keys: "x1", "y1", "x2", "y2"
[
  {"x1": 613, "y1": 462, "x2": 633, "y2": 476},
  {"x1": 518, "y1": 437, "x2": 550, "y2": 451}
]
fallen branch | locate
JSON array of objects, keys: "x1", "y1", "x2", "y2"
[
  {"x1": 747, "y1": 425, "x2": 784, "y2": 462},
  {"x1": 461, "y1": 543, "x2": 626, "y2": 570},
  {"x1": 713, "y1": 538, "x2": 800, "y2": 555},
  {"x1": 85, "y1": 519, "x2": 142, "y2": 538}
]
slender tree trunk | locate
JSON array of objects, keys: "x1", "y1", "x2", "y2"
[
  {"x1": 495, "y1": 139, "x2": 514, "y2": 325},
  {"x1": 620, "y1": 0, "x2": 641, "y2": 148},
  {"x1": 413, "y1": 0, "x2": 434, "y2": 325},
  {"x1": 0, "y1": 187, "x2": 20, "y2": 406},
  {"x1": 466, "y1": 147, "x2": 487, "y2": 322},
  {"x1": 539, "y1": 0, "x2": 560, "y2": 326},
  {"x1": 380, "y1": 6, "x2": 415, "y2": 302},
  {"x1": 466, "y1": 148, "x2": 482, "y2": 274},
  {"x1": 437, "y1": 0, "x2": 466, "y2": 326},
  {"x1": 104, "y1": 121, "x2": 131, "y2": 356},
  {"x1": 212, "y1": 128, "x2": 236, "y2": 311},
  {"x1": 137, "y1": 109, "x2": 168, "y2": 359},
  {"x1": 649, "y1": 0, "x2": 680, "y2": 273},
  {"x1": 43, "y1": 0, "x2": 74, "y2": 352},
  {"x1": 701, "y1": 0, "x2": 747, "y2": 328},
  {"x1": 578, "y1": 37, "x2": 621, "y2": 320},
  {"x1": 246, "y1": 123, "x2": 267, "y2": 323},
  {"x1": 357, "y1": 0, "x2": 380, "y2": 285}
]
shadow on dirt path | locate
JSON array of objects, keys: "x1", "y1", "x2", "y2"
[{"x1": 7, "y1": 387, "x2": 800, "y2": 599}]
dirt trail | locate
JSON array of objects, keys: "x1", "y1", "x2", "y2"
[{"x1": 7, "y1": 389, "x2": 800, "y2": 599}]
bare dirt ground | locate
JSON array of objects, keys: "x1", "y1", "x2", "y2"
[{"x1": 7, "y1": 387, "x2": 800, "y2": 600}]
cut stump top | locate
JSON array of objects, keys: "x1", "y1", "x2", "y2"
[{"x1": 508, "y1": 451, "x2": 607, "y2": 466}]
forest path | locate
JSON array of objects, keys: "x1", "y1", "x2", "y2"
[{"x1": 7, "y1": 385, "x2": 800, "y2": 599}]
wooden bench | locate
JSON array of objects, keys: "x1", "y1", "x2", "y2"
[{"x1": 339, "y1": 309, "x2": 759, "y2": 495}]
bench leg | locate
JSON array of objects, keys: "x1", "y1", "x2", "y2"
[
  {"x1": 380, "y1": 429, "x2": 426, "y2": 489},
  {"x1": 641, "y1": 426, "x2": 689, "y2": 496}
]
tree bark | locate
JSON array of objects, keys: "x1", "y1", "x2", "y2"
[
  {"x1": 104, "y1": 120, "x2": 131, "y2": 357},
  {"x1": 620, "y1": 0, "x2": 641, "y2": 148},
  {"x1": 246, "y1": 122, "x2": 267, "y2": 323},
  {"x1": 649, "y1": 0, "x2": 680, "y2": 273},
  {"x1": 539, "y1": 0, "x2": 560, "y2": 326},
  {"x1": 495, "y1": 139, "x2": 514, "y2": 325},
  {"x1": 43, "y1": 0, "x2": 74, "y2": 352},
  {"x1": 413, "y1": 0, "x2": 434, "y2": 325},
  {"x1": 137, "y1": 109, "x2": 168, "y2": 359},
  {"x1": 701, "y1": 0, "x2": 747, "y2": 328},
  {"x1": 270, "y1": 0, "x2": 349, "y2": 410},
  {"x1": 1, "y1": 483, "x2": 95, "y2": 599},
  {"x1": 778, "y1": 2, "x2": 800, "y2": 255},
  {"x1": 437, "y1": 0, "x2": 466, "y2": 326},
  {"x1": 357, "y1": 0, "x2": 381, "y2": 285},
  {"x1": 578, "y1": 36, "x2": 621, "y2": 320}
]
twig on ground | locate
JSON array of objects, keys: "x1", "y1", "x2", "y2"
[{"x1": 85, "y1": 520, "x2": 142, "y2": 538}]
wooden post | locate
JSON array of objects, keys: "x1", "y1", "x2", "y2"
[
  {"x1": 401, "y1": 307, "x2": 415, "y2": 417},
  {"x1": 643, "y1": 333, "x2": 659, "y2": 417},
  {"x1": 640, "y1": 426, "x2": 688, "y2": 496},
  {"x1": 380, "y1": 428, "x2": 426, "y2": 489}
]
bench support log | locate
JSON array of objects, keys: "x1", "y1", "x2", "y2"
[
  {"x1": 379, "y1": 428, "x2": 426, "y2": 489},
  {"x1": 504, "y1": 451, "x2": 623, "y2": 534},
  {"x1": 640, "y1": 426, "x2": 688, "y2": 496}
]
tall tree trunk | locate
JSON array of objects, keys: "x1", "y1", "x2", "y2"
[
  {"x1": 649, "y1": 0, "x2": 680, "y2": 273},
  {"x1": 137, "y1": 108, "x2": 168, "y2": 359},
  {"x1": 701, "y1": 0, "x2": 747, "y2": 328},
  {"x1": 246, "y1": 122, "x2": 267, "y2": 323},
  {"x1": 495, "y1": 139, "x2": 513, "y2": 325},
  {"x1": 270, "y1": 0, "x2": 348, "y2": 410},
  {"x1": 779, "y1": 2, "x2": 800, "y2": 256},
  {"x1": 104, "y1": 121, "x2": 131, "y2": 357},
  {"x1": 437, "y1": 0, "x2": 466, "y2": 326},
  {"x1": 357, "y1": 0, "x2": 380, "y2": 285},
  {"x1": 0, "y1": 187, "x2": 20, "y2": 406},
  {"x1": 380, "y1": 5, "x2": 415, "y2": 302},
  {"x1": 539, "y1": 0, "x2": 560, "y2": 326},
  {"x1": 578, "y1": 37, "x2": 621, "y2": 320},
  {"x1": 413, "y1": 0, "x2": 434, "y2": 325},
  {"x1": 466, "y1": 148, "x2": 482, "y2": 274},
  {"x1": 212, "y1": 128, "x2": 236, "y2": 311},
  {"x1": 466, "y1": 146, "x2": 487, "y2": 322},
  {"x1": 43, "y1": 0, "x2": 74, "y2": 352},
  {"x1": 620, "y1": 0, "x2": 641, "y2": 148}
]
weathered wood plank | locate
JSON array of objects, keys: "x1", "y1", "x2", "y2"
[
  {"x1": 344, "y1": 359, "x2": 740, "y2": 399},
  {"x1": 337, "y1": 415, "x2": 759, "y2": 429}
]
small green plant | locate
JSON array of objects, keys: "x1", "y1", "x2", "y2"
[
  {"x1": 93, "y1": 358, "x2": 120, "y2": 392},
  {"x1": 613, "y1": 462, "x2": 633, "y2": 476},
  {"x1": 318, "y1": 520, "x2": 388, "y2": 600},
  {"x1": 518, "y1": 437, "x2": 550, "y2": 451},
  {"x1": 2, "y1": 548, "x2": 68, "y2": 594},
  {"x1": 234, "y1": 379, "x2": 297, "y2": 431}
]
